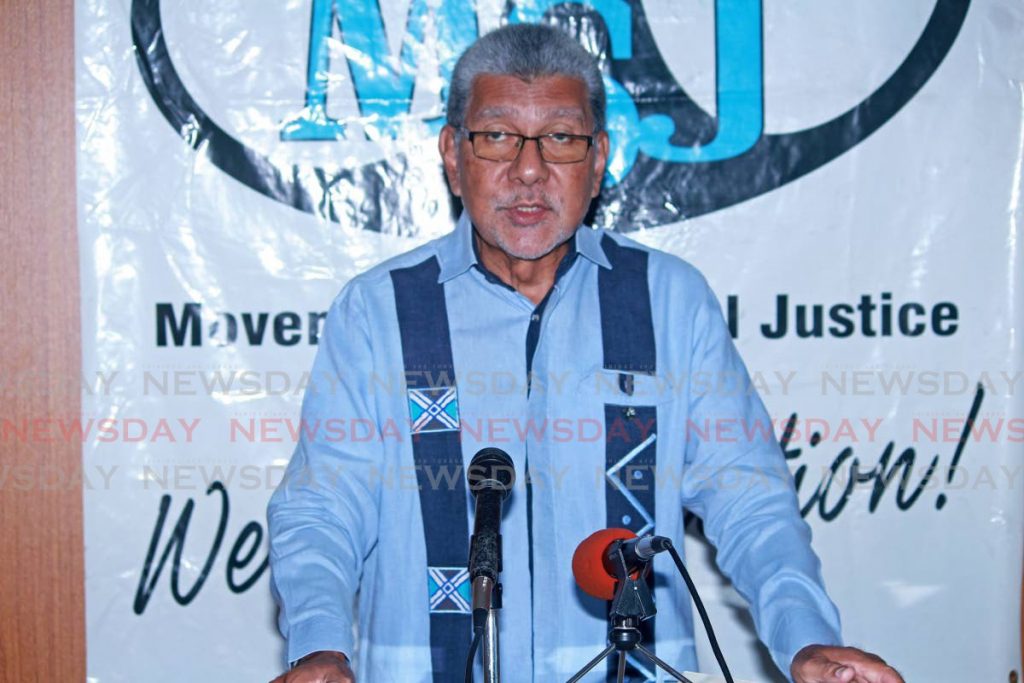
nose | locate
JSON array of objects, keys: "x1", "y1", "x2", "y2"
[{"x1": 508, "y1": 137, "x2": 549, "y2": 185}]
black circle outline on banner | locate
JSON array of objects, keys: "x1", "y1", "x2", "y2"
[{"x1": 130, "y1": 0, "x2": 970, "y2": 232}]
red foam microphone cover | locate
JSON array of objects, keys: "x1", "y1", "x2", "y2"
[{"x1": 572, "y1": 528, "x2": 637, "y2": 600}]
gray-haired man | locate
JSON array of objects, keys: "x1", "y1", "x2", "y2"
[{"x1": 269, "y1": 23, "x2": 903, "y2": 683}]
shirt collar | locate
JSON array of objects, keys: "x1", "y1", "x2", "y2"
[
  {"x1": 436, "y1": 211, "x2": 612, "y2": 283},
  {"x1": 575, "y1": 221, "x2": 613, "y2": 270}
]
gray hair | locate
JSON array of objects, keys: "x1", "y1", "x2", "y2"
[{"x1": 446, "y1": 23, "x2": 606, "y2": 133}]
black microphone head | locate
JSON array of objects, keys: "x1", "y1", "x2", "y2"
[{"x1": 468, "y1": 447, "x2": 516, "y2": 497}]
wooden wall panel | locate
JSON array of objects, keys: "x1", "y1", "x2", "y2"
[{"x1": 0, "y1": 1, "x2": 84, "y2": 680}]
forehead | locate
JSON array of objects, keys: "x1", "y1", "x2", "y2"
[{"x1": 465, "y1": 73, "x2": 592, "y2": 128}]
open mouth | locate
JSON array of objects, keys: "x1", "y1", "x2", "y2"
[{"x1": 505, "y1": 204, "x2": 551, "y2": 225}]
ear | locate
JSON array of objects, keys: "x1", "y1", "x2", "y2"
[
  {"x1": 590, "y1": 130, "x2": 610, "y2": 198},
  {"x1": 439, "y1": 125, "x2": 462, "y2": 198}
]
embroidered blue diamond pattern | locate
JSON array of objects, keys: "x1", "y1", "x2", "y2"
[
  {"x1": 427, "y1": 567, "x2": 471, "y2": 613},
  {"x1": 408, "y1": 387, "x2": 460, "y2": 433}
]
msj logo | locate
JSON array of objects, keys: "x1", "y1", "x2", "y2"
[{"x1": 130, "y1": 0, "x2": 970, "y2": 232}]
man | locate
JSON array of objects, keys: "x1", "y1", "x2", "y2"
[{"x1": 268, "y1": 23, "x2": 903, "y2": 683}]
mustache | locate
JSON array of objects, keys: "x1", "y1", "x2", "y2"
[{"x1": 495, "y1": 195, "x2": 554, "y2": 210}]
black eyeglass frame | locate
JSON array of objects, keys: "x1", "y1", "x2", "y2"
[{"x1": 458, "y1": 127, "x2": 596, "y2": 164}]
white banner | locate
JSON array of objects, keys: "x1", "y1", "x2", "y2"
[{"x1": 76, "y1": 1, "x2": 1022, "y2": 680}]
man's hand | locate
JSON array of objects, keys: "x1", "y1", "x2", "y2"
[
  {"x1": 270, "y1": 650, "x2": 355, "y2": 683},
  {"x1": 791, "y1": 645, "x2": 904, "y2": 683}
]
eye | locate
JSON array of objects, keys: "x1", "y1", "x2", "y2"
[
  {"x1": 546, "y1": 133, "x2": 573, "y2": 144},
  {"x1": 482, "y1": 131, "x2": 510, "y2": 142}
]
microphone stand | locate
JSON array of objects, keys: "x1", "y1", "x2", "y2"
[
  {"x1": 467, "y1": 446, "x2": 515, "y2": 683},
  {"x1": 483, "y1": 581, "x2": 502, "y2": 682},
  {"x1": 566, "y1": 544, "x2": 694, "y2": 683}
]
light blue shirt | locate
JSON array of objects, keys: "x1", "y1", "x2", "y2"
[{"x1": 268, "y1": 213, "x2": 841, "y2": 681}]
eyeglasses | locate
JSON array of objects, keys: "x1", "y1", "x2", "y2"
[{"x1": 460, "y1": 128, "x2": 594, "y2": 164}]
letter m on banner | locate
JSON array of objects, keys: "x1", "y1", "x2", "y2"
[{"x1": 280, "y1": 0, "x2": 478, "y2": 140}]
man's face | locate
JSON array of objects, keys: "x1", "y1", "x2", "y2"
[{"x1": 440, "y1": 74, "x2": 609, "y2": 260}]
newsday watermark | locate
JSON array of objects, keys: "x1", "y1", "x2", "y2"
[
  {"x1": 5, "y1": 461, "x2": 1021, "y2": 497},
  {"x1": 4, "y1": 366, "x2": 1024, "y2": 398},
  {"x1": 3, "y1": 412, "x2": 1021, "y2": 446}
]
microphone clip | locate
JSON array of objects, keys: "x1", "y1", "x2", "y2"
[{"x1": 606, "y1": 541, "x2": 656, "y2": 623}]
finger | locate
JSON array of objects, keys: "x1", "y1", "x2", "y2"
[
  {"x1": 801, "y1": 655, "x2": 856, "y2": 683},
  {"x1": 322, "y1": 676, "x2": 352, "y2": 683},
  {"x1": 281, "y1": 668, "x2": 352, "y2": 683},
  {"x1": 850, "y1": 663, "x2": 904, "y2": 683}
]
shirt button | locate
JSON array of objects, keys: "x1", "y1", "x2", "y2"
[{"x1": 621, "y1": 514, "x2": 632, "y2": 525}]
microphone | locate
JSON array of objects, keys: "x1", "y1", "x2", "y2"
[
  {"x1": 615, "y1": 534, "x2": 673, "y2": 570},
  {"x1": 467, "y1": 447, "x2": 515, "y2": 631},
  {"x1": 572, "y1": 528, "x2": 672, "y2": 600}
]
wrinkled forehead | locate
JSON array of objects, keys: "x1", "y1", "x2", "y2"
[
  {"x1": 472, "y1": 105, "x2": 589, "y2": 125},
  {"x1": 465, "y1": 74, "x2": 593, "y2": 128}
]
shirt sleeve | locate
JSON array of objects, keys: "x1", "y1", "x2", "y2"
[
  {"x1": 678, "y1": 277, "x2": 843, "y2": 680},
  {"x1": 267, "y1": 282, "x2": 380, "y2": 665}
]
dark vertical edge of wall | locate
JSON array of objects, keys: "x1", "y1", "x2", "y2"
[{"x1": 0, "y1": 1, "x2": 85, "y2": 680}]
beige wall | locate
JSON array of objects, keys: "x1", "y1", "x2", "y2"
[{"x1": 0, "y1": 1, "x2": 85, "y2": 680}]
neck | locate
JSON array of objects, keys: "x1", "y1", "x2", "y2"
[{"x1": 474, "y1": 231, "x2": 571, "y2": 306}]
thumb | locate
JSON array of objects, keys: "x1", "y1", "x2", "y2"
[{"x1": 797, "y1": 654, "x2": 856, "y2": 683}]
